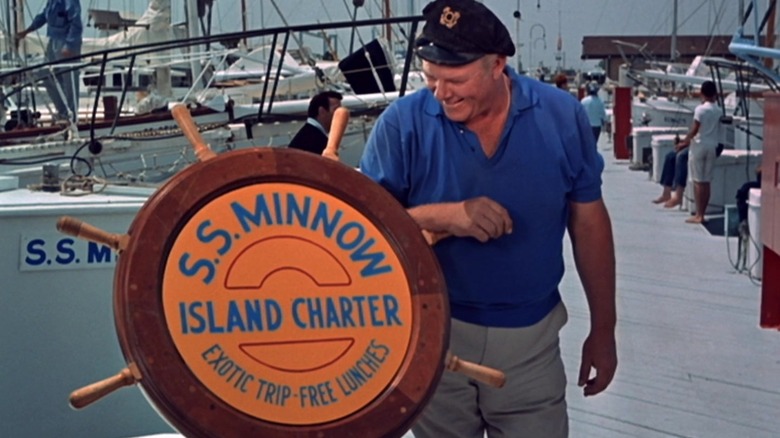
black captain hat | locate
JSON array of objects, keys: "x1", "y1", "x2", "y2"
[{"x1": 415, "y1": 0, "x2": 516, "y2": 66}]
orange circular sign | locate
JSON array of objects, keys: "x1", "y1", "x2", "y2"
[{"x1": 162, "y1": 183, "x2": 413, "y2": 424}]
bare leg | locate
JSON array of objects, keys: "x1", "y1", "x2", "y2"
[
  {"x1": 686, "y1": 182, "x2": 709, "y2": 223},
  {"x1": 664, "y1": 186, "x2": 684, "y2": 208},
  {"x1": 653, "y1": 186, "x2": 672, "y2": 204},
  {"x1": 699, "y1": 182, "x2": 711, "y2": 219}
]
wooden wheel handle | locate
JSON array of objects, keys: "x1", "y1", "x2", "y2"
[
  {"x1": 321, "y1": 106, "x2": 349, "y2": 161},
  {"x1": 422, "y1": 229, "x2": 451, "y2": 246},
  {"x1": 69, "y1": 363, "x2": 141, "y2": 409},
  {"x1": 56, "y1": 216, "x2": 129, "y2": 252},
  {"x1": 446, "y1": 352, "x2": 506, "y2": 388},
  {"x1": 171, "y1": 104, "x2": 217, "y2": 162}
]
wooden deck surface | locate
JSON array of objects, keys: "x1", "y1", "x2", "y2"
[{"x1": 559, "y1": 142, "x2": 778, "y2": 437}]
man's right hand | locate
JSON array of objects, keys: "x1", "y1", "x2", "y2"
[
  {"x1": 450, "y1": 197, "x2": 513, "y2": 243},
  {"x1": 408, "y1": 198, "x2": 513, "y2": 244}
]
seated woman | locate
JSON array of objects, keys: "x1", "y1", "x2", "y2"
[{"x1": 652, "y1": 144, "x2": 688, "y2": 208}]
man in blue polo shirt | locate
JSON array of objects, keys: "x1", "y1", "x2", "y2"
[
  {"x1": 17, "y1": 0, "x2": 83, "y2": 123},
  {"x1": 359, "y1": 0, "x2": 617, "y2": 436}
]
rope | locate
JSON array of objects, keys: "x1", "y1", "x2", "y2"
[{"x1": 60, "y1": 174, "x2": 108, "y2": 196}]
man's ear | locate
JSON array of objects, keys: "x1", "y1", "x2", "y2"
[
  {"x1": 317, "y1": 105, "x2": 328, "y2": 119},
  {"x1": 493, "y1": 56, "x2": 507, "y2": 78}
]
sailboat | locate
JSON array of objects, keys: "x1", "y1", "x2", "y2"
[
  {"x1": 0, "y1": 0, "x2": 246, "y2": 187},
  {"x1": 617, "y1": 0, "x2": 774, "y2": 166},
  {"x1": 1, "y1": 0, "x2": 425, "y2": 188}
]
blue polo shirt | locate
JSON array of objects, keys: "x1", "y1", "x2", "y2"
[{"x1": 359, "y1": 67, "x2": 604, "y2": 328}]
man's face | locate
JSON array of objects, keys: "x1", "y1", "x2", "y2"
[
  {"x1": 320, "y1": 98, "x2": 342, "y2": 131},
  {"x1": 422, "y1": 57, "x2": 498, "y2": 123}
]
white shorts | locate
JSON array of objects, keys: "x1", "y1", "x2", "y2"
[{"x1": 689, "y1": 142, "x2": 718, "y2": 183}]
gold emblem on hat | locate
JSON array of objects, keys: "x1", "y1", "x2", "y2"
[{"x1": 440, "y1": 6, "x2": 460, "y2": 29}]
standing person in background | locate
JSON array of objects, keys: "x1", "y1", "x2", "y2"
[
  {"x1": 675, "y1": 80, "x2": 721, "y2": 224},
  {"x1": 17, "y1": 0, "x2": 83, "y2": 123},
  {"x1": 359, "y1": 1, "x2": 617, "y2": 436},
  {"x1": 288, "y1": 90, "x2": 343, "y2": 155},
  {"x1": 580, "y1": 81, "x2": 607, "y2": 143},
  {"x1": 553, "y1": 73, "x2": 569, "y2": 91}
]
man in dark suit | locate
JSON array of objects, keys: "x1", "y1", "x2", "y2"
[{"x1": 288, "y1": 91, "x2": 344, "y2": 154}]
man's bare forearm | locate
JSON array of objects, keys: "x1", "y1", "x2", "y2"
[
  {"x1": 407, "y1": 203, "x2": 455, "y2": 232},
  {"x1": 569, "y1": 200, "x2": 616, "y2": 330}
]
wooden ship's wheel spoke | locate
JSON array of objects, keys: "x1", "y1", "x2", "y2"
[{"x1": 56, "y1": 216, "x2": 130, "y2": 253}]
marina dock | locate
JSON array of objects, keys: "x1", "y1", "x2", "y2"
[{"x1": 558, "y1": 140, "x2": 779, "y2": 437}]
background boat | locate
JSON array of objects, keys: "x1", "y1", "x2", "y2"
[{"x1": 1, "y1": 0, "x2": 427, "y2": 189}]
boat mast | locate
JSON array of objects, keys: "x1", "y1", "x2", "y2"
[
  {"x1": 4, "y1": 1, "x2": 12, "y2": 61},
  {"x1": 670, "y1": 0, "x2": 678, "y2": 62},
  {"x1": 241, "y1": 0, "x2": 248, "y2": 47},
  {"x1": 154, "y1": 0, "x2": 174, "y2": 98},
  {"x1": 384, "y1": 0, "x2": 392, "y2": 53},
  {"x1": 765, "y1": 1, "x2": 777, "y2": 69},
  {"x1": 514, "y1": 1, "x2": 522, "y2": 72},
  {"x1": 13, "y1": 0, "x2": 23, "y2": 37},
  {"x1": 8, "y1": 0, "x2": 25, "y2": 62},
  {"x1": 555, "y1": 8, "x2": 562, "y2": 70},
  {"x1": 186, "y1": 0, "x2": 204, "y2": 93},
  {"x1": 739, "y1": 0, "x2": 745, "y2": 22},
  {"x1": 348, "y1": 1, "x2": 365, "y2": 54}
]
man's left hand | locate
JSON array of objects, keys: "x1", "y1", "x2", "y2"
[
  {"x1": 61, "y1": 47, "x2": 74, "y2": 57},
  {"x1": 577, "y1": 327, "x2": 617, "y2": 397}
]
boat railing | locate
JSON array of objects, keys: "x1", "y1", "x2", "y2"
[
  {"x1": 728, "y1": 0, "x2": 780, "y2": 85},
  {"x1": 2, "y1": 15, "x2": 423, "y2": 132}
]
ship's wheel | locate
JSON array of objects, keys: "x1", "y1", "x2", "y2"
[{"x1": 58, "y1": 105, "x2": 504, "y2": 437}]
